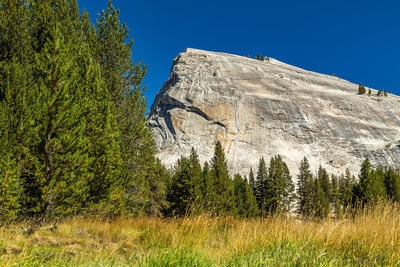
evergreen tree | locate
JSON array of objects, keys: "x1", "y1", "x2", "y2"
[
  {"x1": 296, "y1": 157, "x2": 314, "y2": 217},
  {"x1": 0, "y1": 57, "x2": 38, "y2": 216},
  {"x1": 355, "y1": 159, "x2": 387, "y2": 205},
  {"x1": 385, "y1": 168, "x2": 400, "y2": 202},
  {"x1": 201, "y1": 161, "x2": 215, "y2": 211},
  {"x1": 282, "y1": 160, "x2": 296, "y2": 213},
  {"x1": 233, "y1": 174, "x2": 259, "y2": 218},
  {"x1": 373, "y1": 167, "x2": 387, "y2": 200},
  {"x1": 92, "y1": 0, "x2": 164, "y2": 215},
  {"x1": 188, "y1": 148, "x2": 205, "y2": 209},
  {"x1": 248, "y1": 168, "x2": 256, "y2": 192},
  {"x1": 317, "y1": 166, "x2": 331, "y2": 202},
  {"x1": 243, "y1": 178, "x2": 260, "y2": 217},
  {"x1": 0, "y1": 154, "x2": 22, "y2": 223},
  {"x1": 32, "y1": 1, "x2": 123, "y2": 218},
  {"x1": 210, "y1": 141, "x2": 235, "y2": 214},
  {"x1": 0, "y1": 0, "x2": 140, "y2": 220},
  {"x1": 165, "y1": 149, "x2": 203, "y2": 216},
  {"x1": 145, "y1": 159, "x2": 168, "y2": 216},
  {"x1": 255, "y1": 54, "x2": 264, "y2": 61},
  {"x1": 255, "y1": 157, "x2": 268, "y2": 216},
  {"x1": 330, "y1": 175, "x2": 342, "y2": 217},
  {"x1": 0, "y1": 0, "x2": 42, "y2": 218},
  {"x1": 0, "y1": 0, "x2": 31, "y2": 63},
  {"x1": 267, "y1": 155, "x2": 295, "y2": 214},
  {"x1": 313, "y1": 176, "x2": 330, "y2": 219},
  {"x1": 266, "y1": 156, "x2": 285, "y2": 213},
  {"x1": 358, "y1": 83, "x2": 366, "y2": 94},
  {"x1": 339, "y1": 168, "x2": 354, "y2": 211},
  {"x1": 165, "y1": 157, "x2": 191, "y2": 216},
  {"x1": 254, "y1": 156, "x2": 295, "y2": 215},
  {"x1": 233, "y1": 174, "x2": 246, "y2": 216},
  {"x1": 33, "y1": 26, "x2": 98, "y2": 218}
]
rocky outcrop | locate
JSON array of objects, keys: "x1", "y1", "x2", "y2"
[{"x1": 148, "y1": 48, "x2": 400, "y2": 177}]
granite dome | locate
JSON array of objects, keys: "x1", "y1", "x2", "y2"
[{"x1": 148, "y1": 48, "x2": 400, "y2": 177}]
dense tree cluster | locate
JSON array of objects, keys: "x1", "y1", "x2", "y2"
[
  {"x1": 254, "y1": 54, "x2": 269, "y2": 62},
  {"x1": 296, "y1": 157, "x2": 400, "y2": 219},
  {"x1": 165, "y1": 143, "x2": 259, "y2": 218},
  {"x1": 165, "y1": 144, "x2": 297, "y2": 218},
  {"x1": 0, "y1": 0, "x2": 166, "y2": 222},
  {"x1": 165, "y1": 147, "x2": 400, "y2": 220},
  {"x1": 252, "y1": 156, "x2": 295, "y2": 216}
]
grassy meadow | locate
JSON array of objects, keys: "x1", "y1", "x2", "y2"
[{"x1": 1, "y1": 203, "x2": 400, "y2": 266}]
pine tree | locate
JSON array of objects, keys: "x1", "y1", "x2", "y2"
[
  {"x1": 201, "y1": 161, "x2": 215, "y2": 211},
  {"x1": 358, "y1": 83, "x2": 366, "y2": 95},
  {"x1": 188, "y1": 148, "x2": 205, "y2": 210},
  {"x1": 355, "y1": 159, "x2": 387, "y2": 205},
  {"x1": 373, "y1": 167, "x2": 387, "y2": 200},
  {"x1": 385, "y1": 168, "x2": 400, "y2": 202},
  {"x1": 165, "y1": 148, "x2": 203, "y2": 216},
  {"x1": 0, "y1": 154, "x2": 22, "y2": 223},
  {"x1": 0, "y1": 0, "x2": 31, "y2": 62},
  {"x1": 313, "y1": 177, "x2": 330, "y2": 219},
  {"x1": 248, "y1": 168, "x2": 256, "y2": 192},
  {"x1": 0, "y1": 0, "x2": 127, "y2": 219},
  {"x1": 267, "y1": 156, "x2": 284, "y2": 213},
  {"x1": 317, "y1": 166, "x2": 331, "y2": 202},
  {"x1": 233, "y1": 174, "x2": 246, "y2": 216},
  {"x1": 282, "y1": 160, "x2": 296, "y2": 213},
  {"x1": 330, "y1": 175, "x2": 342, "y2": 217},
  {"x1": 33, "y1": 25, "x2": 97, "y2": 218},
  {"x1": 0, "y1": 57, "x2": 37, "y2": 216},
  {"x1": 254, "y1": 156, "x2": 295, "y2": 215},
  {"x1": 339, "y1": 168, "x2": 354, "y2": 211},
  {"x1": 255, "y1": 157, "x2": 268, "y2": 216},
  {"x1": 267, "y1": 155, "x2": 294, "y2": 214},
  {"x1": 0, "y1": 0, "x2": 39, "y2": 218},
  {"x1": 92, "y1": 0, "x2": 164, "y2": 215},
  {"x1": 165, "y1": 157, "x2": 190, "y2": 216},
  {"x1": 233, "y1": 174, "x2": 259, "y2": 218},
  {"x1": 296, "y1": 157, "x2": 314, "y2": 218},
  {"x1": 244, "y1": 178, "x2": 260, "y2": 217},
  {"x1": 0, "y1": 0, "x2": 168, "y2": 220},
  {"x1": 210, "y1": 141, "x2": 235, "y2": 214}
]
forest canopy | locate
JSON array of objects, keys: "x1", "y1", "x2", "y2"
[{"x1": 0, "y1": 0, "x2": 166, "y2": 222}]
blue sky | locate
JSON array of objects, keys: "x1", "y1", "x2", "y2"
[{"x1": 78, "y1": 0, "x2": 400, "y2": 109}]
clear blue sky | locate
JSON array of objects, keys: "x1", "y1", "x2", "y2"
[{"x1": 78, "y1": 0, "x2": 400, "y2": 109}]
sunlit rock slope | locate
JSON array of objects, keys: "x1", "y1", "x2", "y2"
[{"x1": 148, "y1": 48, "x2": 400, "y2": 177}]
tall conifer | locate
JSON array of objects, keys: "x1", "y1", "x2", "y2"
[
  {"x1": 296, "y1": 157, "x2": 314, "y2": 217},
  {"x1": 210, "y1": 141, "x2": 235, "y2": 214},
  {"x1": 255, "y1": 157, "x2": 268, "y2": 216},
  {"x1": 92, "y1": 0, "x2": 164, "y2": 215},
  {"x1": 233, "y1": 174, "x2": 259, "y2": 218}
]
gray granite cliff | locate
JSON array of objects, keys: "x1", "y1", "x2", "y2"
[{"x1": 148, "y1": 48, "x2": 400, "y2": 177}]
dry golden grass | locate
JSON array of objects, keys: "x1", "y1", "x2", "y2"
[{"x1": 0, "y1": 202, "x2": 399, "y2": 266}]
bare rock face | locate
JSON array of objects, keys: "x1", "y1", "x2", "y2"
[{"x1": 148, "y1": 48, "x2": 400, "y2": 177}]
